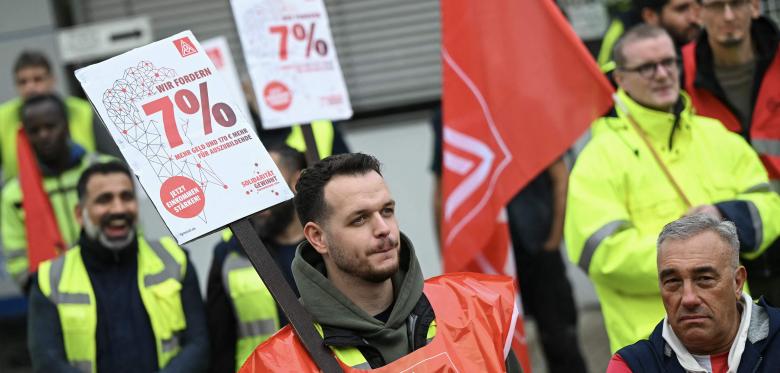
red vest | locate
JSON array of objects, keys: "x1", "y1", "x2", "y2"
[
  {"x1": 239, "y1": 273, "x2": 517, "y2": 373},
  {"x1": 682, "y1": 42, "x2": 780, "y2": 179}
]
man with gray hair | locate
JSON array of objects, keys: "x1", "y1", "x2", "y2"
[
  {"x1": 565, "y1": 23, "x2": 780, "y2": 353},
  {"x1": 607, "y1": 214, "x2": 780, "y2": 372}
]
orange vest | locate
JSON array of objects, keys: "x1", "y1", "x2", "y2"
[
  {"x1": 682, "y1": 42, "x2": 780, "y2": 179},
  {"x1": 239, "y1": 273, "x2": 517, "y2": 373}
]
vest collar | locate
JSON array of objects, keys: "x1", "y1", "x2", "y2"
[
  {"x1": 613, "y1": 89, "x2": 693, "y2": 150},
  {"x1": 661, "y1": 293, "x2": 753, "y2": 372}
]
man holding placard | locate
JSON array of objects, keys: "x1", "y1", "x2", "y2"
[{"x1": 240, "y1": 153, "x2": 522, "y2": 372}]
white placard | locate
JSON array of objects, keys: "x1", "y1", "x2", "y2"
[
  {"x1": 230, "y1": 0, "x2": 353, "y2": 129},
  {"x1": 201, "y1": 36, "x2": 252, "y2": 130},
  {"x1": 75, "y1": 31, "x2": 293, "y2": 244}
]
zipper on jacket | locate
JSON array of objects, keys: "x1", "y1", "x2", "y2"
[{"x1": 407, "y1": 313, "x2": 419, "y2": 351}]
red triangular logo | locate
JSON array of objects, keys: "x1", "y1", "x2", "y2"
[{"x1": 174, "y1": 37, "x2": 197, "y2": 57}]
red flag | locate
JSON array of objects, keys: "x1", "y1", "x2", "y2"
[
  {"x1": 17, "y1": 128, "x2": 65, "y2": 273},
  {"x1": 441, "y1": 0, "x2": 612, "y2": 272},
  {"x1": 441, "y1": 1, "x2": 613, "y2": 370}
]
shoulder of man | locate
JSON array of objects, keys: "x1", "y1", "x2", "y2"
[{"x1": 614, "y1": 321, "x2": 667, "y2": 372}]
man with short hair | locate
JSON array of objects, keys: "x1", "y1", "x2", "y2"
[
  {"x1": 239, "y1": 153, "x2": 521, "y2": 372},
  {"x1": 608, "y1": 214, "x2": 780, "y2": 372},
  {"x1": 1, "y1": 94, "x2": 112, "y2": 289},
  {"x1": 28, "y1": 161, "x2": 209, "y2": 372},
  {"x1": 0, "y1": 51, "x2": 99, "y2": 181},
  {"x1": 598, "y1": 0, "x2": 701, "y2": 68},
  {"x1": 206, "y1": 144, "x2": 306, "y2": 372},
  {"x1": 565, "y1": 24, "x2": 780, "y2": 352},
  {"x1": 682, "y1": 1, "x2": 779, "y2": 175},
  {"x1": 682, "y1": 0, "x2": 780, "y2": 303}
]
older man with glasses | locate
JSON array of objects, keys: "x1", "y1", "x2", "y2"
[
  {"x1": 681, "y1": 0, "x2": 780, "y2": 305},
  {"x1": 565, "y1": 24, "x2": 780, "y2": 353}
]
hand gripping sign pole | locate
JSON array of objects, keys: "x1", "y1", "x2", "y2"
[{"x1": 75, "y1": 31, "x2": 342, "y2": 372}]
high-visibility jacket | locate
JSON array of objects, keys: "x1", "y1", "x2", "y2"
[
  {"x1": 682, "y1": 35, "x2": 780, "y2": 179},
  {"x1": 598, "y1": 19, "x2": 625, "y2": 68},
  {"x1": 0, "y1": 96, "x2": 96, "y2": 181},
  {"x1": 1, "y1": 151, "x2": 112, "y2": 286},
  {"x1": 285, "y1": 120, "x2": 335, "y2": 159},
  {"x1": 37, "y1": 236, "x2": 188, "y2": 373},
  {"x1": 222, "y1": 251, "x2": 280, "y2": 371},
  {"x1": 565, "y1": 89, "x2": 780, "y2": 352},
  {"x1": 239, "y1": 273, "x2": 517, "y2": 373}
]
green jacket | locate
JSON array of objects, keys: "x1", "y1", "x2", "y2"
[
  {"x1": 565, "y1": 89, "x2": 780, "y2": 352},
  {"x1": 1, "y1": 148, "x2": 112, "y2": 286},
  {"x1": 0, "y1": 96, "x2": 96, "y2": 181}
]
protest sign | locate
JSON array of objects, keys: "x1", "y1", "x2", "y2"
[
  {"x1": 230, "y1": 0, "x2": 352, "y2": 129},
  {"x1": 76, "y1": 30, "x2": 293, "y2": 244},
  {"x1": 201, "y1": 36, "x2": 252, "y2": 127}
]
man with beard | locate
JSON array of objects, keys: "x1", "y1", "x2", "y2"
[
  {"x1": 565, "y1": 25, "x2": 780, "y2": 353},
  {"x1": 27, "y1": 161, "x2": 209, "y2": 372},
  {"x1": 206, "y1": 144, "x2": 306, "y2": 372},
  {"x1": 599, "y1": 0, "x2": 701, "y2": 69},
  {"x1": 1, "y1": 94, "x2": 112, "y2": 289},
  {"x1": 681, "y1": 0, "x2": 780, "y2": 302},
  {"x1": 238, "y1": 153, "x2": 522, "y2": 372}
]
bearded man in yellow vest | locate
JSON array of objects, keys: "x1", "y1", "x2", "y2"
[
  {"x1": 28, "y1": 161, "x2": 209, "y2": 372},
  {"x1": 206, "y1": 144, "x2": 306, "y2": 372},
  {"x1": 0, "y1": 51, "x2": 104, "y2": 182},
  {"x1": 240, "y1": 153, "x2": 523, "y2": 372}
]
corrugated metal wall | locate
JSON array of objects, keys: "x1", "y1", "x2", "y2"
[{"x1": 73, "y1": 0, "x2": 441, "y2": 112}]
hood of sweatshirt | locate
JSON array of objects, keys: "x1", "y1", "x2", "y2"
[{"x1": 292, "y1": 232, "x2": 424, "y2": 363}]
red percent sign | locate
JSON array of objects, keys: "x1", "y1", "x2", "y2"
[
  {"x1": 142, "y1": 81, "x2": 237, "y2": 148},
  {"x1": 269, "y1": 23, "x2": 328, "y2": 61}
]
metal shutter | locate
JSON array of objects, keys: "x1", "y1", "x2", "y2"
[{"x1": 74, "y1": 0, "x2": 441, "y2": 112}]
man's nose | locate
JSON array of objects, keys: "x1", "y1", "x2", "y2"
[
  {"x1": 372, "y1": 213, "x2": 391, "y2": 237},
  {"x1": 680, "y1": 281, "x2": 701, "y2": 308}
]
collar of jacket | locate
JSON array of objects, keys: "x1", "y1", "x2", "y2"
[
  {"x1": 79, "y1": 230, "x2": 139, "y2": 269},
  {"x1": 604, "y1": 88, "x2": 694, "y2": 150},
  {"x1": 38, "y1": 141, "x2": 86, "y2": 177},
  {"x1": 692, "y1": 16, "x2": 780, "y2": 103}
]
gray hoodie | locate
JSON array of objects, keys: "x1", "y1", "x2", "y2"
[{"x1": 291, "y1": 233, "x2": 424, "y2": 364}]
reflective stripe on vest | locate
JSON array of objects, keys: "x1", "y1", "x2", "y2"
[
  {"x1": 579, "y1": 220, "x2": 629, "y2": 273},
  {"x1": 312, "y1": 318, "x2": 438, "y2": 370},
  {"x1": 38, "y1": 236, "x2": 187, "y2": 372},
  {"x1": 285, "y1": 120, "x2": 335, "y2": 159},
  {"x1": 223, "y1": 252, "x2": 280, "y2": 371}
]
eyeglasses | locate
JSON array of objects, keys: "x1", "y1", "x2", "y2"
[
  {"x1": 619, "y1": 57, "x2": 680, "y2": 79},
  {"x1": 702, "y1": 0, "x2": 751, "y2": 13}
]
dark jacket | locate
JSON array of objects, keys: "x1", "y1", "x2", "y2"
[
  {"x1": 27, "y1": 234, "x2": 209, "y2": 373},
  {"x1": 205, "y1": 236, "x2": 298, "y2": 373},
  {"x1": 617, "y1": 298, "x2": 780, "y2": 372},
  {"x1": 686, "y1": 16, "x2": 780, "y2": 137}
]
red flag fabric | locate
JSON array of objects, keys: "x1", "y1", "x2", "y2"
[
  {"x1": 440, "y1": 0, "x2": 613, "y2": 272},
  {"x1": 441, "y1": 1, "x2": 613, "y2": 370},
  {"x1": 17, "y1": 128, "x2": 65, "y2": 273}
]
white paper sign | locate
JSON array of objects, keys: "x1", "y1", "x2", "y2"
[
  {"x1": 230, "y1": 0, "x2": 353, "y2": 129},
  {"x1": 75, "y1": 31, "x2": 293, "y2": 244},
  {"x1": 201, "y1": 36, "x2": 252, "y2": 128}
]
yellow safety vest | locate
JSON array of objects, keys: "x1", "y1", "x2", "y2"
[
  {"x1": 597, "y1": 19, "x2": 625, "y2": 68},
  {"x1": 285, "y1": 120, "x2": 335, "y2": 159},
  {"x1": 0, "y1": 96, "x2": 96, "y2": 181},
  {"x1": 312, "y1": 321, "x2": 437, "y2": 370},
  {"x1": 37, "y1": 236, "x2": 188, "y2": 373},
  {"x1": 222, "y1": 251, "x2": 280, "y2": 371}
]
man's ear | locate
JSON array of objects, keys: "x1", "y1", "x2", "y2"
[
  {"x1": 75, "y1": 203, "x2": 84, "y2": 226},
  {"x1": 303, "y1": 222, "x2": 328, "y2": 255},
  {"x1": 735, "y1": 266, "x2": 748, "y2": 298},
  {"x1": 641, "y1": 8, "x2": 660, "y2": 25}
]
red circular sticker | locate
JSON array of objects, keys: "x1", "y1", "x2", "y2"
[
  {"x1": 263, "y1": 81, "x2": 292, "y2": 111},
  {"x1": 160, "y1": 176, "x2": 205, "y2": 218}
]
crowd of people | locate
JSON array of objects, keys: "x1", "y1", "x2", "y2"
[{"x1": 0, "y1": 0, "x2": 779, "y2": 372}]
